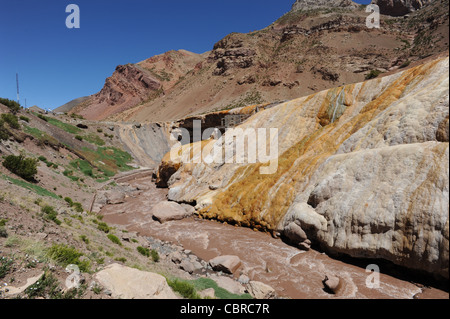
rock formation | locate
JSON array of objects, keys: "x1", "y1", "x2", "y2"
[
  {"x1": 94, "y1": 263, "x2": 178, "y2": 299},
  {"x1": 372, "y1": 0, "x2": 434, "y2": 16},
  {"x1": 158, "y1": 56, "x2": 449, "y2": 279},
  {"x1": 291, "y1": 0, "x2": 360, "y2": 11}
]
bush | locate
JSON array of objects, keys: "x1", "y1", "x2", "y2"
[
  {"x1": 0, "y1": 226, "x2": 8, "y2": 238},
  {"x1": 42, "y1": 205, "x2": 62, "y2": 225},
  {"x1": 137, "y1": 246, "x2": 150, "y2": 257},
  {"x1": 64, "y1": 197, "x2": 74, "y2": 207},
  {"x1": 0, "y1": 98, "x2": 21, "y2": 114},
  {"x1": 167, "y1": 279, "x2": 200, "y2": 299},
  {"x1": 37, "y1": 114, "x2": 48, "y2": 122},
  {"x1": 365, "y1": 69, "x2": 382, "y2": 80},
  {"x1": 107, "y1": 234, "x2": 122, "y2": 246},
  {"x1": 151, "y1": 249, "x2": 160, "y2": 263},
  {"x1": 0, "y1": 256, "x2": 14, "y2": 279},
  {"x1": 19, "y1": 115, "x2": 30, "y2": 122},
  {"x1": 0, "y1": 120, "x2": 9, "y2": 140},
  {"x1": 72, "y1": 202, "x2": 84, "y2": 213},
  {"x1": 46, "y1": 244, "x2": 90, "y2": 273},
  {"x1": 2, "y1": 155, "x2": 38, "y2": 181},
  {"x1": 75, "y1": 135, "x2": 83, "y2": 141},
  {"x1": 97, "y1": 222, "x2": 110, "y2": 233},
  {"x1": 80, "y1": 235, "x2": 89, "y2": 244},
  {"x1": 1, "y1": 113, "x2": 20, "y2": 129}
]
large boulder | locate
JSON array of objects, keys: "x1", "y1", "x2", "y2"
[
  {"x1": 209, "y1": 255, "x2": 242, "y2": 275},
  {"x1": 94, "y1": 264, "x2": 178, "y2": 299},
  {"x1": 283, "y1": 222, "x2": 308, "y2": 245},
  {"x1": 246, "y1": 281, "x2": 276, "y2": 299},
  {"x1": 151, "y1": 201, "x2": 193, "y2": 223}
]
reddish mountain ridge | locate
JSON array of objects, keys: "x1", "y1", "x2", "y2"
[{"x1": 65, "y1": 0, "x2": 449, "y2": 123}]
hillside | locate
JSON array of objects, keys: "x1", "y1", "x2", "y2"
[
  {"x1": 1, "y1": 0, "x2": 448, "y2": 301},
  {"x1": 66, "y1": 0, "x2": 449, "y2": 123}
]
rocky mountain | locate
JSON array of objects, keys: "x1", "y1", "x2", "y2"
[
  {"x1": 373, "y1": 0, "x2": 434, "y2": 16},
  {"x1": 291, "y1": 0, "x2": 359, "y2": 11},
  {"x1": 66, "y1": 0, "x2": 449, "y2": 123},
  {"x1": 156, "y1": 56, "x2": 449, "y2": 279},
  {"x1": 71, "y1": 50, "x2": 205, "y2": 121}
]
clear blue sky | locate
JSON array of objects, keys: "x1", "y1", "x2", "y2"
[{"x1": 0, "y1": 0, "x2": 371, "y2": 110}]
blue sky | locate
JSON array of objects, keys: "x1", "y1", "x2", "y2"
[{"x1": 0, "y1": 0, "x2": 371, "y2": 110}]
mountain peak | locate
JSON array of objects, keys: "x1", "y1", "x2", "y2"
[{"x1": 291, "y1": 0, "x2": 359, "y2": 11}]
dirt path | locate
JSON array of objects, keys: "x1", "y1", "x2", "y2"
[{"x1": 100, "y1": 177, "x2": 449, "y2": 299}]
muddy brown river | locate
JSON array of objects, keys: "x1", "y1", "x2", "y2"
[{"x1": 100, "y1": 176, "x2": 448, "y2": 299}]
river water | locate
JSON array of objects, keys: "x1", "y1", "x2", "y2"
[{"x1": 100, "y1": 176, "x2": 448, "y2": 299}]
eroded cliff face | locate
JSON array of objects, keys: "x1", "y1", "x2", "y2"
[
  {"x1": 159, "y1": 56, "x2": 449, "y2": 278},
  {"x1": 372, "y1": 0, "x2": 434, "y2": 16}
]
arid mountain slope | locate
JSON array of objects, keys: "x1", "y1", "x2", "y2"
[
  {"x1": 70, "y1": 50, "x2": 205, "y2": 121},
  {"x1": 157, "y1": 56, "x2": 449, "y2": 278},
  {"x1": 68, "y1": 0, "x2": 448, "y2": 123}
]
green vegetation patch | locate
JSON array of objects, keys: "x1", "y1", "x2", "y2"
[
  {"x1": 190, "y1": 277, "x2": 252, "y2": 299},
  {"x1": 41, "y1": 115, "x2": 82, "y2": 134},
  {"x1": 0, "y1": 98, "x2": 21, "y2": 114},
  {"x1": 1, "y1": 113, "x2": 20, "y2": 129},
  {"x1": 365, "y1": 69, "x2": 383, "y2": 80},
  {"x1": 0, "y1": 174, "x2": 59, "y2": 199},
  {"x1": 2, "y1": 155, "x2": 38, "y2": 182},
  {"x1": 83, "y1": 133, "x2": 105, "y2": 146},
  {"x1": 46, "y1": 244, "x2": 90, "y2": 273},
  {"x1": 41, "y1": 205, "x2": 62, "y2": 225},
  {"x1": 79, "y1": 146, "x2": 134, "y2": 177},
  {"x1": 107, "y1": 234, "x2": 122, "y2": 246}
]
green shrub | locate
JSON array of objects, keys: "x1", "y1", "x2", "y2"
[
  {"x1": 0, "y1": 218, "x2": 7, "y2": 226},
  {"x1": 19, "y1": 115, "x2": 30, "y2": 122},
  {"x1": 97, "y1": 222, "x2": 110, "y2": 233},
  {"x1": 64, "y1": 197, "x2": 74, "y2": 207},
  {"x1": 0, "y1": 226, "x2": 8, "y2": 238},
  {"x1": 2, "y1": 155, "x2": 38, "y2": 181},
  {"x1": 0, "y1": 120, "x2": 9, "y2": 140},
  {"x1": 38, "y1": 156, "x2": 47, "y2": 162},
  {"x1": 46, "y1": 244, "x2": 90, "y2": 272},
  {"x1": 400, "y1": 60, "x2": 411, "y2": 69},
  {"x1": 0, "y1": 256, "x2": 14, "y2": 279},
  {"x1": 114, "y1": 257, "x2": 127, "y2": 263},
  {"x1": 25, "y1": 271, "x2": 61, "y2": 299},
  {"x1": 37, "y1": 114, "x2": 48, "y2": 122},
  {"x1": 167, "y1": 279, "x2": 200, "y2": 299},
  {"x1": 137, "y1": 246, "x2": 150, "y2": 257},
  {"x1": 80, "y1": 235, "x2": 89, "y2": 244},
  {"x1": 75, "y1": 135, "x2": 83, "y2": 141},
  {"x1": 107, "y1": 234, "x2": 122, "y2": 246},
  {"x1": 1, "y1": 113, "x2": 20, "y2": 129},
  {"x1": 0, "y1": 98, "x2": 21, "y2": 114},
  {"x1": 42, "y1": 205, "x2": 62, "y2": 225},
  {"x1": 365, "y1": 69, "x2": 383, "y2": 80},
  {"x1": 72, "y1": 202, "x2": 84, "y2": 213},
  {"x1": 151, "y1": 249, "x2": 160, "y2": 263}
]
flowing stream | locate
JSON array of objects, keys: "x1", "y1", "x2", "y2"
[{"x1": 100, "y1": 175, "x2": 448, "y2": 299}]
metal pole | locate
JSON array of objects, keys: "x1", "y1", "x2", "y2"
[{"x1": 16, "y1": 73, "x2": 20, "y2": 105}]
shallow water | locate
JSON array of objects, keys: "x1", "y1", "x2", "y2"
[{"x1": 100, "y1": 177, "x2": 448, "y2": 299}]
